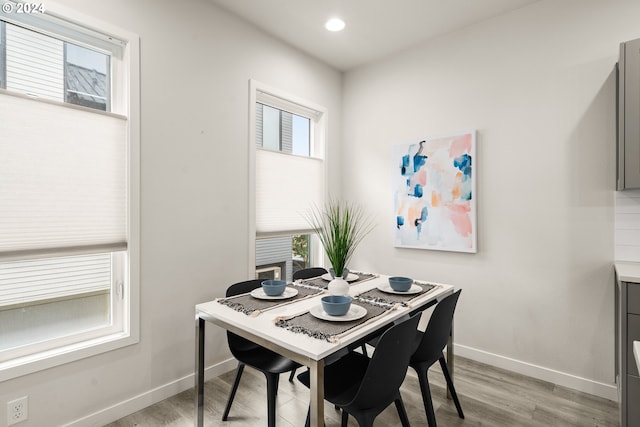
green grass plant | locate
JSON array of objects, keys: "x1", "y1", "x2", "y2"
[{"x1": 305, "y1": 199, "x2": 375, "y2": 277}]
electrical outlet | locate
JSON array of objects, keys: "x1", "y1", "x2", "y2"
[{"x1": 7, "y1": 396, "x2": 28, "y2": 426}]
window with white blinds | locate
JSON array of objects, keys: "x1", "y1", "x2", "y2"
[
  {"x1": 254, "y1": 88, "x2": 326, "y2": 237},
  {"x1": 251, "y1": 81, "x2": 326, "y2": 280},
  {"x1": 0, "y1": 5, "x2": 139, "y2": 381}
]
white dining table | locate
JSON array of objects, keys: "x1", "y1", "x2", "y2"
[{"x1": 194, "y1": 274, "x2": 456, "y2": 427}]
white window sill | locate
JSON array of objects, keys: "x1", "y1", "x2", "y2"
[{"x1": 0, "y1": 331, "x2": 138, "y2": 382}]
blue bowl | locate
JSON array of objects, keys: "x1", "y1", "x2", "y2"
[
  {"x1": 261, "y1": 280, "x2": 286, "y2": 296},
  {"x1": 321, "y1": 295, "x2": 352, "y2": 316},
  {"x1": 388, "y1": 276, "x2": 413, "y2": 292}
]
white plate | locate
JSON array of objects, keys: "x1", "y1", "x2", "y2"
[
  {"x1": 309, "y1": 304, "x2": 367, "y2": 322},
  {"x1": 321, "y1": 272, "x2": 359, "y2": 282},
  {"x1": 250, "y1": 287, "x2": 299, "y2": 300},
  {"x1": 377, "y1": 283, "x2": 423, "y2": 295}
]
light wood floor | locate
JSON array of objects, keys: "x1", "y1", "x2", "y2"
[{"x1": 105, "y1": 355, "x2": 619, "y2": 426}]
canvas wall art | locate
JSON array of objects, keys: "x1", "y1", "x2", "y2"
[{"x1": 393, "y1": 131, "x2": 477, "y2": 253}]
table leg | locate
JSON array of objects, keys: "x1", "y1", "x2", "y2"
[
  {"x1": 446, "y1": 316, "x2": 454, "y2": 400},
  {"x1": 309, "y1": 358, "x2": 325, "y2": 427},
  {"x1": 195, "y1": 315, "x2": 205, "y2": 427}
]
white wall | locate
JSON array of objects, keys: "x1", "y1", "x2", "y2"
[
  {"x1": 343, "y1": 0, "x2": 640, "y2": 400},
  {"x1": 0, "y1": 0, "x2": 342, "y2": 425}
]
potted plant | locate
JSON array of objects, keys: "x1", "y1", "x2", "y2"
[{"x1": 306, "y1": 199, "x2": 375, "y2": 295}]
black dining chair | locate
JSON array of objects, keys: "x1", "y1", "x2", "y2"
[
  {"x1": 293, "y1": 267, "x2": 328, "y2": 281},
  {"x1": 410, "y1": 289, "x2": 464, "y2": 427},
  {"x1": 222, "y1": 279, "x2": 302, "y2": 427},
  {"x1": 297, "y1": 313, "x2": 421, "y2": 427}
]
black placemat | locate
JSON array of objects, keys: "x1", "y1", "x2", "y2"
[
  {"x1": 298, "y1": 271, "x2": 378, "y2": 290},
  {"x1": 275, "y1": 299, "x2": 389, "y2": 342},
  {"x1": 355, "y1": 281, "x2": 436, "y2": 307},
  {"x1": 216, "y1": 283, "x2": 323, "y2": 316}
]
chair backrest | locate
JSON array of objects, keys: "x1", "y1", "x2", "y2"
[
  {"x1": 226, "y1": 279, "x2": 263, "y2": 298},
  {"x1": 226, "y1": 279, "x2": 264, "y2": 354},
  {"x1": 348, "y1": 313, "x2": 421, "y2": 410},
  {"x1": 412, "y1": 290, "x2": 461, "y2": 365},
  {"x1": 292, "y1": 267, "x2": 328, "y2": 281}
]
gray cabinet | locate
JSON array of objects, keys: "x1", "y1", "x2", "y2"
[
  {"x1": 616, "y1": 278, "x2": 640, "y2": 426},
  {"x1": 618, "y1": 38, "x2": 640, "y2": 190}
]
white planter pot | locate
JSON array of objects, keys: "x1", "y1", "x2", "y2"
[{"x1": 328, "y1": 277, "x2": 349, "y2": 296}]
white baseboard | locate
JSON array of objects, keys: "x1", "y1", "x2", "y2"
[
  {"x1": 63, "y1": 358, "x2": 237, "y2": 427},
  {"x1": 453, "y1": 344, "x2": 618, "y2": 402}
]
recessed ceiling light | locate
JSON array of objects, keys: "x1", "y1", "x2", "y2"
[{"x1": 325, "y1": 17, "x2": 345, "y2": 32}]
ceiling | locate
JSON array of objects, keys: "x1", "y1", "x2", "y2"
[{"x1": 208, "y1": 0, "x2": 540, "y2": 71}]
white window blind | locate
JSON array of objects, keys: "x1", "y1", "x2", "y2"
[
  {"x1": 0, "y1": 92, "x2": 127, "y2": 260},
  {"x1": 255, "y1": 149, "x2": 323, "y2": 236}
]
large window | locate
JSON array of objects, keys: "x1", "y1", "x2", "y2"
[
  {"x1": 0, "y1": 5, "x2": 139, "y2": 380},
  {"x1": 251, "y1": 81, "x2": 327, "y2": 281}
]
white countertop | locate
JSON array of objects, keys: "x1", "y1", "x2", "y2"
[
  {"x1": 635, "y1": 341, "x2": 640, "y2": 374},
  {"x1": 615, "y1": 262, "x2": 640, "y2": 283}
]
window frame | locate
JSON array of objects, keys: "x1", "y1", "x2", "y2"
[
  {"x1": 248, "y1": 79, "x2": 327, "y2": 276},
  {"x1": 255, "y1": 89, "x2": 324, "y2": 160},
  {"x1": 0, "y1": 4, "x2": 140, "y2": 382}
]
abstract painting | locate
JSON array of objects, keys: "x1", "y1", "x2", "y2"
[{"x1": 393, "y1": 131, "x2": 476, "y2": 253}]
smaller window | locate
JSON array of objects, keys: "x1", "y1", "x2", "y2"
[
  {"x1": 253, "y1": 82, "x2": 327, "y2": 278},
  {"x1": 257, "y1": 102, "x2": 312, "y2": 157}
]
